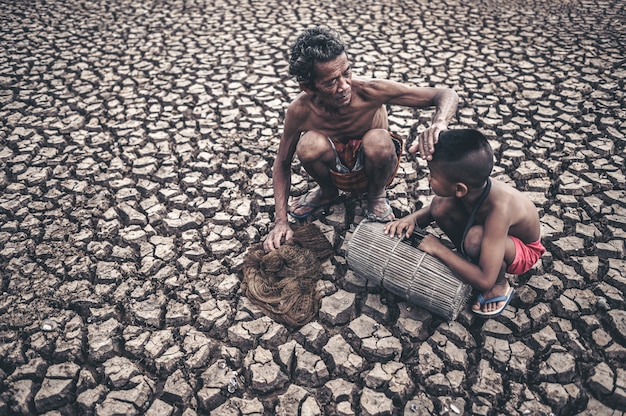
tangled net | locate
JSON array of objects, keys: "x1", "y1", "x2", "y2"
[{"x1": 242, "y1": 224, "x2": 334, "y2": 328}]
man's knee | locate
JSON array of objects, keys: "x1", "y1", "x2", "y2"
[
  {"x1": 362, "y1": 129, "x2": 395, "y2": 160},
  {"x1": 296, "y1": 131, "x2": 332, "y2": 163}
]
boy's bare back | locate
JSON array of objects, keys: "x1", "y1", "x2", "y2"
[{"x1": 472, "y1": 179, "x2": 541, "y2": 245}]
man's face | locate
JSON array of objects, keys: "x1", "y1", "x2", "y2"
[{"x1": 311, "y1": 52, "x2": 352, "y2": 108}]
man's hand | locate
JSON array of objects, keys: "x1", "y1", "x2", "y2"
[
  {"x1": 408, "y1": 123, "x2": 447, "y2": 160},
  {"x1": 263, "y1": 221, "x2": 294, "y2": 252},
  {"x1": 384, "y1": 217, "x2": 416, "y2": 239}
]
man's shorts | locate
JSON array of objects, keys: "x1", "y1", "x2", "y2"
[
  {"x1": 506, "y1": 237, "x2": 546, "y2": 274},
  {"x1": 328, "y1": 132, "x2": 403, "y2": 194}
]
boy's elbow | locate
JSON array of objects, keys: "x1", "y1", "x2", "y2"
[
  {"x1": 475, "y1": 281, "x2": 494, "y2": 293},
  {"x1": 475, "y1": 273, "x2": 499, "y2": 292}
]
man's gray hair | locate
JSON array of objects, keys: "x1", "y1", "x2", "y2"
[{"x1": 289, "y1": 26, "x2": 346, "y2": 88}]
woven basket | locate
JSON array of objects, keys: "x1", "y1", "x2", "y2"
[{"x1": 346, "y1": 220, "x2": 473, "y2": 320}]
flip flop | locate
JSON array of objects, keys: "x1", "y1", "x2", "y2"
[
  {"x1": 289, "y1": 190, "x2": 338, "y2": 220},
  {"x1": 473, "y1": 287, "x2": 515, "y2": 317},
  {"x1": 366, "y1": 198, "x2": 394, "y2": 222}
]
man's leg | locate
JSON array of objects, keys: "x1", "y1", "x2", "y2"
[
  {"x1": 362, "y1": 129, "x2": 398, "y2": 220},
  {"x1": 290, "y1": 131, "x2": 339, "y2": 217}
]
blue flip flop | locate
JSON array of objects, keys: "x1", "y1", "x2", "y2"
[
  {"x1": 473, "y1": 287, "x2": 515, "y2": 317},
  {"x1": 289, "y1": 190, "x2": 338, "y2": 220}
]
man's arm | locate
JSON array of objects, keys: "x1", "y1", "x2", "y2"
[
  {"x1": 366, "y1": 80, "x2": 459, "y2": 160},
  {"x1": 412, "y1": 87, "x2": 459, "y2": 160},
  {"x1": 263, "y1": 103, "x2": 304, "y2": 252}
]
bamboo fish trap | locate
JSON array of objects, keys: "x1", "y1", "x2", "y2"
[{"x1": 346, "y1": 220, "x2": 473, "y2": 320}]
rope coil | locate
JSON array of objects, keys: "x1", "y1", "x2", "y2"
[{"x1": 242, "y1": 224, "x2": 333, "y2": 328}]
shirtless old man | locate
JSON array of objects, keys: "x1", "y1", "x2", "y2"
[{"x1": 264, "y1": 26, "x2": 459, "y2": 252}]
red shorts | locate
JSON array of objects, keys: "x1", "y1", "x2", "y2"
[{"x1": 506, "y1": 237, "x2": 546, "y2": 274}]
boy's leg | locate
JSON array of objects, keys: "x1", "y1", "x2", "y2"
[
  {"x1": 463, "y1": 226, "x2": 518, "y2": 314},
  {"x1": 429, "y1": 196, "x2": 469, "y2": 248}
]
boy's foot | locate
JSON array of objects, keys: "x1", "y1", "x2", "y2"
[
  {"x1": 289, "y1": 188, "x2": 339, "y2": 219},
  {"x1": 472, "y1": 283, "x2": 515, "y2": 316},
  {"x1": 367, "y1": 196, "x2": 395, "y2": 222}
]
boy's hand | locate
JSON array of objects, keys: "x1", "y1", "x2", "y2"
[
  {"x1": 417, "y1": 234, "x2": 443, "y2": 255},
  {"x1": 384, "y1": 217, "x2": 415, "y2": 239}
]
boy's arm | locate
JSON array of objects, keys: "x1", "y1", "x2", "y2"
[
  {"x1": 384, "y1": 206, "x2": 433, "y2": 238},
  {"x1": 419, "y1": 211, "x2": 511, "y2": 292}
]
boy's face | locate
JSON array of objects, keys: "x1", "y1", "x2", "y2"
[{"x1": 427, "y1": 161, "x2": 457, "y2": 197}]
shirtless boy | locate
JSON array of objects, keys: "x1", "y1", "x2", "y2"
[
  {"x1": 384, "y1": 129, "x2": 545, "y2": 316},
  {"x1": 263, "y1": 26, "x2": 458, "y2": 252}
]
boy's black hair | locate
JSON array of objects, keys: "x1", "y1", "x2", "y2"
[
  {"x1": 289, "y1": 26, "x2": 346, "y2": 89},
  {"x1": 431, "y1": 129, "x2": 494, "y2": 188}
]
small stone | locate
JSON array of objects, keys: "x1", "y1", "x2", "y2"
[
  {"x1": 471, "y1": 360, "x2": 503, "y2": 400},
  {"x1": 76, "y1": 385, "x2": 108, "y2": 414},
  {"x1": 320, "y1": 378, "x2": 357, "y2": 405},
  {"x1": 275, "y1": 384, "x2": 316, "y2": 416},
  {"x1": 34, "y1": 377, "x2": 75, "y2": 413},
  {"x1": 103, "y1": 356, "x2": 140, "y2": 388},
  {"x1": 538, "y1": 352, "x2": 576, "y2": 383},
  {"x1": 362, "y1": 293, "x2": 390, "y2": 322},
  {"x1": 211, "y1": 397, "x2": 265, "y2": 416},
  {"x1": 322, "y1": 334, "x2": 366, "y2": 378},
  {"x1": 395, "y1": 302, "x2": 432, "y2": 341},
  {"x1": 292, "y1": 344, "x2": 330, "y2": 387},
  {"x1": 294, "y1": 322, "x2": 329, "y2": 353},
  {"x1": 162, "y1": 369, "x2": 194, "y2": 404},
  {"x1": 244, "y1": 346, "x2": 288, "y2": 394},
  {"x1": 145, "y1": 399, "x2": 175, "y2": 416},
  {"x1": 359, "y1": 387, "x2": 394, "y2": 416},
  {"x1": 346, "y1": 315, "x2": 402, "y2": 361},
  {"x1": 318, "y1": 289, "x2": 356, "y2": 326}
]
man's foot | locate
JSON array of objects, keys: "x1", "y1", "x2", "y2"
[
  {"x1": 366, "y1": 196, "x2": 395, "y2": 222},
  {"x1": 472, "y1": 283, "x2": 515, "y2": 317},
  {"x1": 289, "y1": 188, "x2": 339, "y2": 219}
]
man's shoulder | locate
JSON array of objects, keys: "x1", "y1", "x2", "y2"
[
  {"x1": 354, "y1": 77, "x2": 407, "y2": 100},
  {"x1": 286, "y1": 93, "x2": 312, "y2": 115}
]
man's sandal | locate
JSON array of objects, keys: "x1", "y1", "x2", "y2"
[
  {"x1": 289, "y1": 189, "x2": 339, "y2": 220},
  {"x1": 366, "y1": 197, "x2": 394, "y2": 222}
]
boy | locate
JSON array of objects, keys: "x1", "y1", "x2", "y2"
[{"x1": 384, "y1": 129, "x2": 545, "y2": 316}]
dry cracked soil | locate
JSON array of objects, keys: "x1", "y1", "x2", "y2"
[{"x1": 0, "y1": 0, "x2": 625, "y2": 415}]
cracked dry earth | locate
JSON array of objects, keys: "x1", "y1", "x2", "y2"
[{"x1": 0, "y1": 0, "x2": 625, "y2": 415}]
